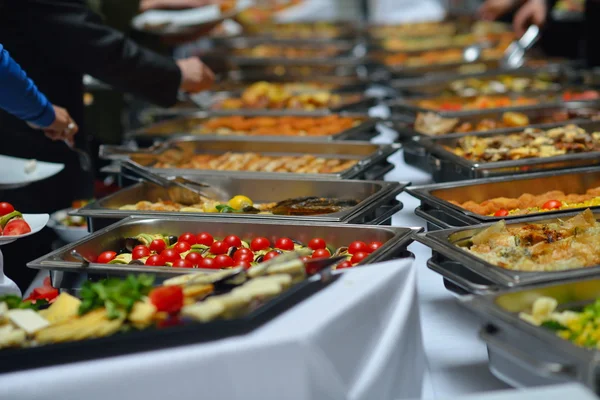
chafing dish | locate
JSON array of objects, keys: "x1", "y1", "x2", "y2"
[
  {"x1": 74, "y1": 177, "x2": 407, "y2": 231},
  {"x1": 28, "y1": 216, "x2": 421, "y2": 279},
  {"x1": 100, "y1": 136, "x2": 399, "y2": 181},
  {"x1": 416, "y1": 209, "x2": 600, "y2": 295},
  {"x1": 461, "y1": 277, "x2": 600, "y2": 392},
  {"x1": 126, "y1": 111, "x2": 379, "y2": 144},
  {"x1": 407, "y1": 167, "x2": 600, "y2": 230}
]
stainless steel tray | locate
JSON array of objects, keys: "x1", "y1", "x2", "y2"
[
  {"x1": 416, "y1": 209, "x2": 600, "y2": 295},
  {"x1": 407, "y1": 167, "x2": 600, "y2": 230},
  {"x1": 28, "y1": 216, "x2": 421, "y2": 277},
  {"x1": 460, "y1": 277, "x2": 600, "y2": 392},
  {"x1": 74, "y1": 177, "x2": 407, "y2": 231},
  {"x1": 99, "y1": 136, "x2": 400, "y2": 181},
  {"x1": 125, "y1": 111, "x2": 379, "y2": 143},
  {"x1": 421, "y1": 120, "x2": 600, "y2": 182}
]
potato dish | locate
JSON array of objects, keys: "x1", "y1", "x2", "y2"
[
  {"x1": 447, "y1": 124, "x2": 600, "y2": 162},
  {"x1": 383, "y1": 45, "x2": 510, "y2": 68},
  {"x1": 461, "y1": 209, "x2": 600, "y2": 271}
]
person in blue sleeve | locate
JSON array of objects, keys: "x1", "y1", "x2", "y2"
[{"x1": 0, "y1": 43, "x2": 78, "y2": 144}]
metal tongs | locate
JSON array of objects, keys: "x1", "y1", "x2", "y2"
[{"x1": 120, "y1": 160, "x2": 225, "y2": 204}]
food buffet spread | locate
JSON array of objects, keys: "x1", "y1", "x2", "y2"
[{"x1": 8, "y1": 6, "x2": 600, "y2": 399}]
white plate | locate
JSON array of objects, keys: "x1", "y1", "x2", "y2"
[
  {"x1": 48, "y1": 208, "x2": 89, "y2": 243},
  {"x1": 0, "y1": 213, "x2": 49, "y2": 245},
  {"x1": 0, "y1": 155, "x2": 64, "y2": 189}
]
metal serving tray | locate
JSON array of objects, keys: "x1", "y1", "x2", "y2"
[
  {"x1": 28, "y1": 216, "x2": 421, "y2": 278},
  {"x1": 100, "y1": 136, "x2": 400, "y2": 181},
  {"x1": 407, "y1": 167, "x2": 600, "y2": 230},
  {"x1": 461, "y1": 277, "x2": 600, "y2": 392},
  {"x1": 416, "y1": 209, "x2": 600, "y2": 295},
  {"x1": 125, "y1": 111, "x2": 379, "y2": 144},
  {"x1": 75, "y1": 177, "x2": 407, "y2": 231},
  {"x1": 420, "y1": 120, "x2": 600, "y2": 182}
]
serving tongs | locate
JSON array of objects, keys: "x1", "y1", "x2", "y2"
[{"x1": 121, "y1": 160, "x2": 226, "y2": 204}]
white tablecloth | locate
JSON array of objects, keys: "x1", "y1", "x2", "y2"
[{"x1": 0, "y1": 259, "x2": 424, "y2": 400}]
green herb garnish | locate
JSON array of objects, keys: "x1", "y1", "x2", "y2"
[
  {"x1": 216, "y1": 204, "x2": 241, "y2": 213},
  {"x1": 0, "y1": 295, "x2": 47, "y2": 310},
  {"x1": 541, "y1": 320, "x2": 568, "y2": 331}
]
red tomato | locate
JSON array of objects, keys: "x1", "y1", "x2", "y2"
[
  {"x1": 185, "y1": 252, "x2": 204, "y2": 266},
  {"x1": 542, "y1": 200, "x2": 562, "y2": 210},
  {"x1": 172, "y1": 259, "x2": 194, "y2": 268},
  {"x1": 0, "y1": 202, "x2": 15, "y2": 217},
  {"x1": 178, "y1": 232, "x2": 197, "y2": 245},
  {"x1": 196, "y1": 232, "x2": 214, "y2": 246},
  {"x1": 262, "y1": 251, "x2": 280, "y2": 262},
  {"x1": 214, "y1": 255, "x2": 234, "y2": 268},
  {"x1": 149, "y1": 239, "x2": 166, "y2": 254},
  {"x1": 97, "y1": 251, "x2": 117, "y2": 264},
  {"x1": 348, "y1": 241, "x2": 368, "y2": 254},
  {"x1": 275, "y1": 237, "x2": 294, "y2": 251},
  {"x1": 300, "y1": 256, "x2": 311, "y2": 264},
  {"x1": 200, "y1": 257, "x2": 218, "y2": 269},
  {"x1": 251, "y1": 237, "x2": 270, "y2": 251},
  {"x1": 350, "y1": 251, "x2": 369, "y2": 264},
  {"x1": 149, "y1": 286, "x2": 184, "y2": 314},
  {"x1": 43, "y1": 276, "x2": 52, "y2": 287},
  {"x1": 26, "y1": 286, "x2": 59, "y2": 302},
  {"x1": 2, "y1": 219, "x2": 31, "y2": 236},
  {"x1": 336, "y1": 261, "x2": 353, "y2": 270},
  {"x1": 224, "y1": 235, "x2": 242, "y2": 248},
  {"x1": 235, "y1": 260, "x2": 252, "y2": 269},
  {"x1": 132, "y1": 246, "x2": 151, "y2": 260},
  {"x1": 494, "y1": 209, "x2": 509, "y2": 217},
  {"x1": 234, "y1": 248, "x2": 253, "y2": 257},
  {"x1": 233, "y1": 252, "x2": 254, "y2": 263},
  {"x1": 145, "y1": 254, "x2": 166, "y2": 266},
  {"x1": 210, "y1": 241, "x2": 229, "y2": 255},
  {"x1": 173, "y1": 241, "x2": 191, "y2": 254},
  {"x1": 368, "y1": 241, "x2": 383, "y2": 253},
  {"x1": 161, "y1": 249, "x2": 181, "y2": 263},
  {"x1": 308, "y1": 238, "x2": 326, "y2": 250},
  {"x1": 312, "y1": 248, "x2": 331, "y2": 259}
]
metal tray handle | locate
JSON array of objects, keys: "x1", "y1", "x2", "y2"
[
  {"x1": 99, "y1": 143, "x2": 161, "y2": 160},
  {"x1": 426, "y1": 258, "x2": 498, "y2": 295},
  {"x1": 414, "y1": 206, "x2": 453, "y2": 230},
  {"x1": 480, "y1": 326, "x2": 577, "y2": 380},
  {"x1": 365, "y1": 201, "x2": 404, "y2": 226}
]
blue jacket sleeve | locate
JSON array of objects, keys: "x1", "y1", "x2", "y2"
[{"x1": 0, "y1": 44, "x2": 56, "y2": 127}]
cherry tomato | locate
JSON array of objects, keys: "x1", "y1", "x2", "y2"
[
  {"x1": 97, "y1": 251, "x2": 117, "y2": 264},
  {"x1": 235, "y1": 260, "x2": 252, "y2": 269},
  {"x1": 368, "y1": 241, "x2": 383, "y2": 253},
  {"x1": 262, "y1": 251, "x2": 280, "y2": 262},
  {"x1": 2, "y1": 219, "x2": 31, "y2": 236},
  {"x1": 178, "y1": 232, "x2": 197, "y2": 245},
  {"x1": 145, "y1": 254, "x2": 166, "y2": 266},
  {"x1": 0, "y1": 202, "x2": 15, "y2": 217},
  {"x1": 185, "y1": 252, "x2": 204, "y2": 266},
  {"x1": 494, "y1": 209, "x2": 509, "y2": 217},
  {"x1": 172, "y1": 259, "x2": 194, "y2": 268},
  {"x1": 214, "y1": 255, "x2": 234, "y2": 268},
  {"x1": 233, "y1": 252, "x2": 254, "y2": 264},
  {"x1": 161, "y1": 249, "x2": 181, "y2": 263},
  {"x1": 350, "y1": 251, "x2": 369, "y2": 264},
  {"x1": 251, "y1": 237, "x2": 271, "y2": 252},
  {"x1": 210, "y1": 241, "x2": 229, "y2": 255},
  {"x1": 224, "y1": 235, "x2": 242, "y2": 248},
  {"x1": 336, "y1": 261, "x2": 353, "y2": 270},
  {"x1": 300, "y1": 256, "x2": 311, "y2": 264},
  {"x1": 275, "y1": 237, "x2": 294, "y2": 251},
  {"x1": 132, "y1": 246, "x2": 151, "y2": 260},
  {"x1": 26, "y1": 286, "x2": 59, "y2": 302},
  {"x1": 234, "y1": 248, "x2": 253, "y2": 257},
  {"x1": 196, "y1": 232, "x2": 214, "y2": 246},
  {"x1": 542, "y1": 200, "x2": 562, "y2": 210},
  {"x1": 348, "y1": 241, "x2": 368, "y2": 255},
  {"x1": 312, "y1": 248, "x2": 331, "y2": 259},
  {"x1": 173, "y1": 241, "x2": 191, "y2": 254},
  {"x1": 149, "y1": 286, "x2": 184, "y2": 314},
  {"x1": 200, "y1": 257, "x2": 218, "y2": 269},
  {"x1": 308, "y1": 238, "x2": 326, "y2": 250},
  {"x1": 149, "y1": 239, "x2": 166, "y2": 254}
]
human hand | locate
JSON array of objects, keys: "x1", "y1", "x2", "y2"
[
  {"x1": 513, "y1": 0, "x2": 547, "y2": 37},
  {"x1": 28, "y1": 105, "x2": 78, "y2": 146},
  {"x1": 478, "y1": 0, "x2": 517, "y2": 20},
  {"x1": 140, "y1": 0, "x2": 217, "y2": 11},
  {"x1": 176, "y1": 57, "x2": 215, "y2": 93}
]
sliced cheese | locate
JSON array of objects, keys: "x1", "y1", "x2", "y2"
[
  {"x1": 8, "y1": 309, "x2": 50, "y2": 335},
  {"x1": 44, "y1": 293, "x2": 82, "y2": 324},
  {"x1": 128, "y1": 301, "x2": 157, "y2": 326},
  {"x1": 0, "y1": 325, "x2": 26, "y2": 348},
  {"x1": 181, "y1": 300, "x2": 225, "y2": 322},
  {"x1": 232, "y1": 281, "x2": 283, "y2": 299}
]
